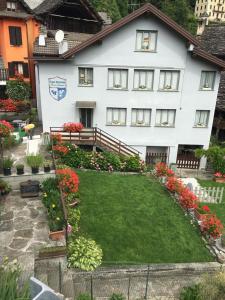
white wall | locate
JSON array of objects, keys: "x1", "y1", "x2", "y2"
[{"x1": 37, "y1": 16, "x2": 220, "y2": 165}]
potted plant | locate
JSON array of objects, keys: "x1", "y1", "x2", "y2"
[
  {"x1": 49, "y1": 221, "x2": 65, "y2": 241},
  {"x1": 194, "y1": 204, "x2": 212, "y2": 222},
  {"x1": 200, "y1": 214, "x2": 223, "y2": 242},
  {"x1": 2, "y1": 157, "x2": 14, "y2": 176},
  {"x1": 26, "y1": 154, "x2": 43, "y2": 174},
  {"x1": 16, "y1": 164, "x2": 24, "y2": 175},
  {"x1": 214, "y1": 172, "x2": 225, "y2": 183},
  {"x1": 43, "y1": 160, "x2": 51, "y2": 173}
]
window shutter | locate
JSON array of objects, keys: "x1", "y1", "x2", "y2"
[
  {"x1": 15, "y1": 27, "x2": 22, "y2": 45},
  {"x1": 9, "y1": 26, "x2": 16, "y2": 45},
  {"x1": 23, "y1": 63, "x2": 29, "y2": 78},
  {"x1": 8, "y1": 62, "x2": 15, "y2": 77}
]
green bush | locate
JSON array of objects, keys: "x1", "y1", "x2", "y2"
[
  {"x1": 6, "y1": 77, "x2": 31, "y2": 100},
  {"x1": 109, "y1": 293, "x2": 126, "y2": 300},
  {"x1": 76, "y1": 293, "x2": 92, "y2": 300},
  {"x1": 0, "y1": 258, "x2": 30, "y2": 300},
  {"x1": 0, "y1": 179, "x2": 11, "y2": 194},
  {"x1": 3, "y1": 157, "x2": 14, "y2": 168},
  {"x1": 68, "y1": 236, "x2": 103, "y2": 271},
  {"x1": 67, "y1": 208, "x2": 80, "y2": 232},
  {"x1": 180, "y1": 284, "x2": 200, "y2": 300},
  {"x1": 3, "y1": 135, "x2": 20, "y2": 149}
]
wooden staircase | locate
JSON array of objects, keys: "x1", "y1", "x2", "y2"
[{"x1": 50, "y1": 127, "x2": 140, "y2": 156}]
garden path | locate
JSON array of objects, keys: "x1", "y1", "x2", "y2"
[{"x1": 0, "y1": 191, "x2": 63, "y2": 275}]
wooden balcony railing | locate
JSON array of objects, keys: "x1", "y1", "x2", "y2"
[
  {"x1": 0, "y1": 69, "x2": 8, "y2": 81},
  {"x1": 50, "y1": 127, "x2": 140, "y2": 156}
]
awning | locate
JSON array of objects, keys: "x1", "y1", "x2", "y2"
[{"x1": 76, "y1": 101, "x2": 96, "y2": 108}]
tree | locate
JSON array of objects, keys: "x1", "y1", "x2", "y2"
[{"x1": 90, "y1": 0, "x2": 121, "y2": 22}]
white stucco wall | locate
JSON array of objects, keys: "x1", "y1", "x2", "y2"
[{"x1": 36, "y1": 16, "x2": 220, "y2": 164}]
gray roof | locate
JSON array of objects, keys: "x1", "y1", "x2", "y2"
[
  {"x1": 33, "y1": 31, "x2": 93, "y2": 56},
  {"x1": 0, "y1": 10, "x2": 31, "y2": 19},
  {"x1": 25, "y1": 0, "x2": 44, "y2": 9},
  {"x1": 34, "y1": 0, "x2": 62, "y2": 15},
  {"x1": 199, "y1": 24, "x2": 225, "y2": 58}
]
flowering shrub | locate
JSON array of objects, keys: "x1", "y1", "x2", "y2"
[
  {"x1": 0, "y1": 99, "x2": 16, "y2": 112},
  {"x1": 63, "y1": 122, "x2": 84, "y2": 132},
  {"x1": 179, "y1": 188, "x2": 198, "y2": 209},
  {"x1": 214, "y1": 172, "x2": 225, "y2": 178},
  {"x1": 166, "y1": 176, "x2": 183, "y2": 193},
  {"x1": 0, "y1": 120, "x2": 14, "y2": 137},
  {"x1": 196, "y1": 205, "x2": 211, "y2": 214},
  {"x1": 53, "y1": 144, "x2": 69, "y2": 155},
  {"x1": 56, "y1": 168, "x2": 79, "y2": 194},
  {"x1": 51, "y1": 133, "x2": 62, "y2": 145},
  {"x1": 155, "y1": 162, "x2": 174, "y2": 177},
  {"x1": 68, "y1": 236, "x2": 103, "y2": 271},
  {"x1": 201, "y1": 215, "x2": 223, "y2": 239}
]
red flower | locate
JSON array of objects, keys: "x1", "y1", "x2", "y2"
[
  {"x1": 63, "y1": 122, "x2": 84, "y2": 133},
  {"x1": 53, "y1": 144, "x2": 68, "y2": 154},
  {"x1": 214, "y1": 172, "x2": 222, "y2": 178},
  {"x1": 166, "y1": 176, "x2": 184, "y2": 193},
  {"x1": 0, "y1": 120, "x2": 14, "y2": 137},
  {"x1": 201, "y1": 215, "x2": 223, "y2": 239},
  {"x1": 202, "y1": 205, "x2": 210, "y2": 213},
  {"x1": 51, "y1": 133, "x2": 62, "y2": 144},
  {"x1": 179, "y1": 188, "x2": 198, "y2": 209},
  {"x1": 0, "y1": 99, "x2": 16, "y2": 112},
  {"x1": 56, "y1": 168, "x2": 79, "y2": 194}
]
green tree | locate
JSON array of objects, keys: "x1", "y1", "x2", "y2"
[
  {"x1": 90, "y1": 0, "x2": 121, "y2": 22},
  {"x1": 116, "y1": 0, "x2": 128, "y2": 17}
]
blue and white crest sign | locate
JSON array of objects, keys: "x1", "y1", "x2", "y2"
[{"x1": 49, "y1": 77, "x2": 67, "y2": 101}]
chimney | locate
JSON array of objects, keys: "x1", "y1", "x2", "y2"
[{"x1": 59, "y1": 41, "x2": 68, "y2": 54}]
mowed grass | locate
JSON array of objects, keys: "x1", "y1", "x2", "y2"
[
  {"x1": 198, "y1": 179, "x2": 225, "y2": 226},
  {"x1": 77, "y1": 171, "x2": 212, "y2": 264}
]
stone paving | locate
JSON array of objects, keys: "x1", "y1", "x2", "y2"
[{"x1": 0, "y1": 190, "x2": 54, "y2": 274}]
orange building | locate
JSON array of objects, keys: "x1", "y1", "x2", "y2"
[{"x1": 0, "y1": 0, "x2": 40, "y2": 98}]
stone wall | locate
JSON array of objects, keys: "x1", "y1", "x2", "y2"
[
  {"x1": 35, "y1": 258, "x2": 222, "y2": 300},
  {"x1": 0, "y1": 172, "x2": 55, "y2": 190}
]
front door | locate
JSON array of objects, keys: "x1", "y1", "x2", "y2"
[{"x1": 80, "y1": 108, "x2": 93, "y2": 128}]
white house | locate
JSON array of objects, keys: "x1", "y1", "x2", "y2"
[{"x1": 34, "y1": 3, "x2": 225, "y2": 167}]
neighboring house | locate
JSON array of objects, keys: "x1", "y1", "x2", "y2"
[
  {"x1": 199, "y1": 24, "x2": 225, "y2": 140},
  {"x1": 195, "y1": 0, "x2": 225, "y2": 35},
  {"x1": 0, "y1": 0, "x2": 40, "y2": 98},
  {"x1": 34, "y1": 3, "x2": 225, "y2": 167}
]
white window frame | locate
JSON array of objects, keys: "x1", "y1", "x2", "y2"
[
  {"x1": 155, "y1": 109, "x2": 176, "y2": 127},
  {"x1": 7, "y1": 1, "x2": 16, "y2": 11},
  {"x1": 131, "y1": 108, "x2": 151, "y2": 126},
  {"x1": 78, "y1": 68, "x2": 93, "y2": 86},
  {"x1": 133, "y1": 69, "x2": 154, "y2": 91},
  {"x1": 136, "y1": 30, "x2": 157, "y2": 52},
  {"x1": 194, "y1": 110, "x2": 210, "y2": 127},
  {"x1": 159, "y1": 70, "x2": 180, "y2": 91},
  {"x1": 106, "y1": 108, "x2": 127, "y2": 126},
  {"x1": 108, "y1": 69, "x2": 128, "y2": 90},
  {"x1": 200, "y1": 71, "x2": 216, "y2": 90}
]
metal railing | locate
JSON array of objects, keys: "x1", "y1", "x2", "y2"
[{"x1": 50, "y1": 127, "x2": 140, "y2": 156}]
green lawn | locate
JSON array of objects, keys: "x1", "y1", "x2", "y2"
[
  {"x1": 198, "y1": 179, "x2": 225, "y2": 226},
  {"x1": 77, "y1": 171, "x2": 212, "y2": 264}
]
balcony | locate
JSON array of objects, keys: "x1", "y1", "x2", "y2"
[{"x1": 0, "y1": 68, "x2": 8, "y2": 82}]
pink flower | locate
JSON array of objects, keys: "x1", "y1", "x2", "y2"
[
  {"x1": 67, "y1": 224, "x2": 72, "y2": 234},
  {"x1": 214, "y1": 172, "x2": 222, "y2": 178}
]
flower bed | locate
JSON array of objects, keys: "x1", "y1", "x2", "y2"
[
  {"x1": 0, "y1": 99, "x2": 31, "y2": 112},
  {"x1": 155, "y1": 164, "x2": 224, "y2": 244},
  {"x1": 51, "y1": 142, "x2": 146, "y2": 173}
]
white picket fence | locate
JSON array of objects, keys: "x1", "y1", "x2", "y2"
[{"x1": 194, "y1": 186, "x2": 224, "y2": 203}]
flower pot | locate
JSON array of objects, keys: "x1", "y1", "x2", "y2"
[
  {"x1": 214, "y1": 177, "x2": 225, "y2": 183},
  {"x1": 44, "y1": 166, "x2": 51, "y2": 173},
  {"x1": 49, "y1": 230, "x2": 65, "y2": 241},
  {"x1": 17, "y1": 168, "x2": 24, "y2": 175},
  {"x1": 3, "y1": 168, "x2": 11, "y2": 176},
  {"x1": 194, "y1": 210, "x2": 212, "y2": 222},
  {"x1": 31, "y1": 167, "x2": 39, "y2": 174}
]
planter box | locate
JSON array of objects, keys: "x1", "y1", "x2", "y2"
[
  {"x1": 214, "y1": 177, "x2": 225, "y2": 183},
  {"x1": 49, "y1": 230, "x2": 65, "y2": 241},
  {"x1": 20, "y1": 180, "x2": 40, "y2": 198},
  {"x1": 194, "y1": 210, "x2": 212, "y2": 222},
  {"x1": 38, "y1": 246, "x2": 66, "y2": 259}
]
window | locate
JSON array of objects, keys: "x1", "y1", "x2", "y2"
[
  {"x1": 7, "y1": 1, "x2": 16, "y2": 11},
  {"x1": 159, "y1": 70, "x2": 180, "y2": 91},
  {"x1": 133, "y1": 70, "x2": 154, "y2": 90},
  {"x1": 8, "y1": 62, "x2": 29, "y2": 78},
  {"x1": 106, "y1": 108, "x2": 126, "y2": 126},
  {"x1": 9, "y1": 26, "x2": 22, "y2": 46},
  {"x1": 131, "y1": 109, "x2": 151, "y2": 126},
  {"x1": 136, "y1": 30, "x2": 157, "y2": 52},
  {"x1": 155, "y1": 109, "x2": 176, "y2": 127},
  {"x1": 108, "y1": 69, "x2": 128, "y2": 90},
  {"x1": 78, "y1": 68, "x2": 93, "y2": 86},
  {"x1": 200, "y1": 71, "x2": 216, "y2": 90},
  {"x1": 194, "y1": 110, "x2": 210, "y2": 127}
]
